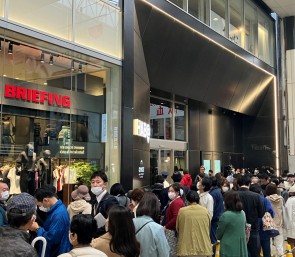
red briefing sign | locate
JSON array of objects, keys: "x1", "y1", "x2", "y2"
[{"x1": 4, "y1": 84, "x2": 71, "y2": 108}]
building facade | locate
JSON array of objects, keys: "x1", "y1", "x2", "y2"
[{"x1": 0, "y1": 0, "x2": 281, "y2": 194}]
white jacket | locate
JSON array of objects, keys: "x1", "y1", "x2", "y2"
[
  {"x1": 58, "y1": 246, "x2": 107, "y2": 257},
  {"x1": 284, "y1": 196, "x2": 295, "y2": 238}
]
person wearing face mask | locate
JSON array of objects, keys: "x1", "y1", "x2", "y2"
[
  {"x1": 29, "y1": 186, "x2": 71, "y2": 257},
  {"x1": 0, "y1": 181, "x2": 9, "y2": 227},
  {"x1": 90, "y1": 170, "x2": 119, "y2": 237},
  {"x1": 0, "y1": 193, "x2": 38, "y2": 257},
  {"x1": 221, "y1": 180, "x2": 231, "y2": 194},
  {"x1": 58, "y1": 214, "x2": 107, "y2": 257},
  {"x1": 164, "y1": 183, "x2": 185, "y2": 257}
]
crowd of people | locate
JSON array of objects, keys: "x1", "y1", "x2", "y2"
[{"x1": 0, "y1": 166, "x2": 295, "y2": 257}]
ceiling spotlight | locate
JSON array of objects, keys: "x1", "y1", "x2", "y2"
[
  {"x1": 49, "y1": 54, "x2": 53, "y2": 65},
  {"x1": 71, "y1": 60, "x2": 75, "y2": 71},
  {"x1": 40, "y1": 52, "x2": 45, "y2": 63},
  {"x1": 78, "y1": 63, "x2": 82, "y2": 73},
  {"x1": 8, "y1": 43, "x2": 13, "y2": 54}
]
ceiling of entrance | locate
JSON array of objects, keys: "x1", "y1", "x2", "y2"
[{"x1": 261, "y1": 0, "x2": 295, "y2": 18}]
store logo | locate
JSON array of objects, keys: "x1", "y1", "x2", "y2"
[
  {"x1": 133, "y1": 119, "x2": 150, "y2": 143},
  {"x1": 4, "y1": 84, "x2": 71, "y2": 108}
]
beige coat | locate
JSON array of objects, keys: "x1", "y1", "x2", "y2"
[
  {"x1": 176, "y1": 203, "x2": 212, "y2": 257},
  {"x1": 67, "y1": 200, "x2": 92, "y2": 221},
  {"x1": 91, "y1": 232, "x2": 122, "y2": 257},
  {"x1": 58, "y1": 246, "x2": 107, "y2": 257}
]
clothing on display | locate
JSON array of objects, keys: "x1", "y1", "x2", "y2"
[{"x1": 7, "y1": 166, "x2": 21, "y2": 194}]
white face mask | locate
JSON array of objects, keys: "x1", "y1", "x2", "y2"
[
  {"x1": 222, "y1": 186, "x2": 229, "y2": 192},
  {"x1": 168, "y1": 192, "x2": 176, "y2": 200},
  {"x1": 39, "y1": 206, "x2": 50, "y2": 212},
  {"x1": 1, "y1": 191, "x2": 9, "y2": 200},
  {"x1": 91, "y1": 186, "x2": 103, "y2": 196}
]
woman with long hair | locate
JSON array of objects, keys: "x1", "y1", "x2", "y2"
[
  {"x1": 134, "y1": 192, "x2": 169, "y2": 257},
  {"x1": 217, "y1": 191, "x2": 248, "y2": 257},
  {"x1": 91, "y1": 205, "x2": 140, "y2": 257}
]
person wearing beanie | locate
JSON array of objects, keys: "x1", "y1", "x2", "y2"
[
  {"x1": 0, "y1": 193, "x2": 38, "y2": 257},
  {"x1": 67, "y1": 185, "x2": 92, "y2": 221}
]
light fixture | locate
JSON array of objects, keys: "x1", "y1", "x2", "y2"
[
  {"x1": 71, "y1": 60, "x2": 75, "y2": 71},
  {"x1": 8, "y1": 43, "x2": 13, "y2": 54},
  {"x1": 213, "y1": 17, "x2": 218, "y2": 21},
  {"x1": 78, "y1": 63, "x2": 82, "y2": 73},
  {"x1": 44, "y1": 82, "x2": 47, "y2": 85},
  {"x1": 49, "y1": 54, "x2": 53, "y2": 65},
  {"x1": 40, "y1": 52, "x2": 45, "y2": 63}
]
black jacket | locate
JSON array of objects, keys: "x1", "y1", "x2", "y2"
[
  {"x1": 91, "y1": 192, "x2": 119, "y2": 237},
  {"x1": 238, "y1": 187, "x2": 265, "y2": 231}
]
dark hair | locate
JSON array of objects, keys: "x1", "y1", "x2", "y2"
[
  {"x1": 136, "y1": 192, "x2": 160, "y2": 221},
  {"x1": 7, "y1": 209, "x2": 34, "y2": 228},
  {"x1": 169, "y1": 183, "x2": 181, "y2": 194},
  {"x1": 210, "y1": 176, "x2": 218, "y2": 187},
  {"x1": 34, "y1": 186, "x2": 57, "y2": 201},
  {"x1": 265, "y1": 183, "x2": 278, "y2": 196},
  {"x1": 186, "y1": 191, "x2": 199, "y2": 204},
  {"x1": 183, "y1": 169, "x2": 189, "y2": 175},
  {"x1": 237, "y1": 175, "x2": 251, "y2": 187},
  {"x1": 90, "y1": 170, "x2": 108, "y2": 182},
  {"x1": 70, "y1": 214, "x2": 97, "y2": 245},
  {"x1": 224, "y1": 191, "x2": 243, "y2": 211},
  {"x1": 201, "y1": 177, "x2": 212, "y2": 192},
  {"x1": 108, "y1": 206, "x2": 140, "y2": 257},
  {"x1": 110, "y1": 183, "x2": 126, "y2": 196},
  {"x1": 129, "y1": 188, "x2": 144, "y2": 202},
  {"x1": 154, "y1": 175, "x2": 164, "y2": 184},
  {"x1": 190, "y1": 183, "x2": 198, "y2": 191},
  {"x1": 249, "y1": 184, "x2": 262, "y2": 194}
]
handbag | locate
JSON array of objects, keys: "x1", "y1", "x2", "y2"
[{"x1": 262, "y1": 201, "x2": 280, "y2": 238}]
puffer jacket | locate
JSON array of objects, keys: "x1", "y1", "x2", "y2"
[
  {"x1": 67, "y1": 199, "x2": 91, "y2": 221},
  {"x1": 266, "y1": 194, "x2": 284, "y2": 228},
  {"x1": 58, "y1": 246, "x2": 108, "y2": 257},
  {"x1": 0, "y1": 226, "x2": 38, "y2": 257}
]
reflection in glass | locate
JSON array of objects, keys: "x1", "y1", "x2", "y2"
[
  {"x1": 174, "y1": 151, "x2": 186, "y2": 170},
  {"x1": 150, "y1": 98, "x2": 172, "y2": 140},
  {"x1": 245, "y1": 1, "x2": 257, "y2": 55},
  {"x1": 175, "y1": 104, "x2": 185, "y2": 141},
  {"x1": 188, "y1": 0, "x2": 209, "y2": 25},
  {"x1": 211, "y1": 0, "x2": 226, "y2": 37},
  {"x1": 169, "y1": 0, "x2": 185, "y2": 9},
  {"x1": 229, "y1": 0, "x2": 243, "y2": 46}
]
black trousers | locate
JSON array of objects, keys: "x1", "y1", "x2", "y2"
[{"x1": 248, "y1": 230, "x2": 261, "y2": 257}]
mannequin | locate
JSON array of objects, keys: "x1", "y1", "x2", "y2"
[
  {"x1": 16, "y1": 144, "x2": 36, "y2": 195},
  {"x1": 37, "y1": 150, "x2": 54, "y2": 187}
]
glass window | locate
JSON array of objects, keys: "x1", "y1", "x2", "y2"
[
  {"x1": 258, "y1": 10, "x2": 275, "y2": 66},
  {"x1": 188, "y1": 0, "x2": 209, "y2": 25},
  {"x1": 150, "y1": 98, "x2": 172, "y2": 140},
  {"x1": 211, "y1": 0, "x2": 227, "y2": 37},
  {"x1": 174, "y1": 151, "x2": 186, "y2": 170},
  {"x1": 0, "y1": 34, "x2": 121, "y2": 195},
  {"x1": 8, "y1": 0, "x2": 72, "y2": 41},
  {"x1": 169, "y1": 0, "x2": 186, "y2": 9},
  {"x1": 74, "y1": 0, "x2": 122, "y2": 59},
  {"x1": 175, "y1": 104, "x2": 185, "y2": 141},
  {"x1": 229, "y1": 0, "x2": 243, "y2": 46},
  {"x1": 245, "y1": 0, "x2": 257, "y2": 55}
]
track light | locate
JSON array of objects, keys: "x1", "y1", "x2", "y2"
[
  {"x1": 71, "y1": 60, "x2": 75, "y2": 71},
  {"x1": 78, "y1": 63, "x2": 82, "y2": 73},
  {"x1": 40, "y1": 52, "x2": 45, "y2": 63},
  {"x1": 8, "y1": 43, "x2": 13, "y2": 54},
  {"x1": 49, "y1": 54, "x2": 53, "y2": 65}
]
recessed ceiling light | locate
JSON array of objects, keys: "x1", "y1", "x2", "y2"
[
  {"x1": 15, "y1": 77, "x2": 19, "y2": 79},
  {"x1": 44, "y1": 82, "x2": 47, "y2": 85},
  {"x1": 3, "y1": 74, "x2": 6, "y2": 77},
  {"x1": 213, "y1": 17, "x2": 218, "y2": 21}
]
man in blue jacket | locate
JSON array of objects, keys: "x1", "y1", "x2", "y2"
[{"x1": 30, "y1": 186, "x2": 71, "y2": 257}]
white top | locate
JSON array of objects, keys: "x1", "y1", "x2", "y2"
[
  {"x1": 58, "y1": 246, "x2": 107, "y2": 257},
  {"x1": 7, "y1": 167, "x2": 21, "y2": 194},
  {"x1": 199, "y1": 191, "x2": 214, "y2": 220}
]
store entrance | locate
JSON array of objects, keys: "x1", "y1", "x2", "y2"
[{"x1": 150, "y1": 139, "x2": 187, "y2": 185}]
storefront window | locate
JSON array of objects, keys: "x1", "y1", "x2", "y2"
[
  {"x1": 258, "y1": 10, "x2": 275, "y2": 66},
  {"x1": 188, "y1": 0, "x2": 209, "y2": 25},
  {"x1": 175, "y1": 103, "x2": 185, "y2": 141},
  {"x1": 169, "y1": 0, "x2": 186, "y2": 9},
  {"x1": 211, "y1": 0, "x2": 227, "y2": 37},
  {"x1": 174, "y1": 151, "x2": 186, "y2": 170},
  {"x1": 150, "y1": 98, "x2": 172, "y2": 140},
  {"x1": 229, "y1": 0, "x2": 243, "y2": 46},
  {"x1": 0, "y1": 35, "x2": 121, "y2": 199},
  {"x1": 245, "y1": 0, "x2": 257, "y2": 55}
]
